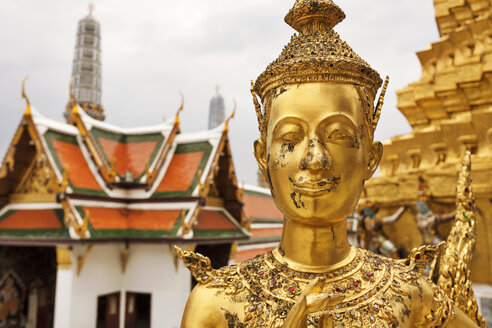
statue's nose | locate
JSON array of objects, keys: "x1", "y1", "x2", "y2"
[{"x1": 300, "y1": 139, "x2": 332, "y2": 172}]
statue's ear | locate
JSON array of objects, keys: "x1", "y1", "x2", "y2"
[
  {"x1": 366, "y1": 141, "x2": 383, "y2": 179},
  {"x1": 254, "y1": 138, "x2": 267, "y2": 174}
]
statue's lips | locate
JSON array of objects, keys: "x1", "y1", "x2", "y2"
[{"x1": 292, "y1": 180, "x2": 337, "y2": 196}]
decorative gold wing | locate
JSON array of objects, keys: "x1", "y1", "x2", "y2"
[
  {"x1": 430, "y1": 151, "x2": 486, "y2": 327},
  {"x1": 174, "y1": 246, "x2": 216, "y2": 284}
]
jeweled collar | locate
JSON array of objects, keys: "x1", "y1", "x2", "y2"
[{"x1": 270, "y1": 246, "x2": 359, "y2": 276}]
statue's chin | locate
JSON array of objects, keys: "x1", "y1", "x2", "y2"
[
  {"x1": 273, "y1": 190, "x2": 357, "y2": 225},
  {"x1": 278, "y1": 204, "x2": 355, "y2": 226}
]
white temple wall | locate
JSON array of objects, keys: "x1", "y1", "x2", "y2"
[
  {"x1": 69, "y1": 244, "x2": 124, "y2": 328},
  {"x1": 66, "y1": 243, "x2": 190, "y2": 328},
  {"x1": 121, "y1": 244, "x2": 190, "y2": 328}
]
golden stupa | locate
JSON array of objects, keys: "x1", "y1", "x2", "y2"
[{"x1": 364, "y1": 0, "x2": 492, "y2": 285}]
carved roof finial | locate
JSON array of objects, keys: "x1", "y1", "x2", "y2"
[
  {"x1": 175, "y1": 91, "x2": 184, "y2": 125},
  {"x1": 224, "y1": 99, "x2": 237, "y2": 133},
  {"x1": 21, "y1": 75, "x2": 31, "y2": 116}
]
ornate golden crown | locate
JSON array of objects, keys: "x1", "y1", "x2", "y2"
[{"x1": 251, "y1": 0, "x2": 388, "y2": 137}]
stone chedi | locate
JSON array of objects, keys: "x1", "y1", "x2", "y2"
[
  {"x1": 364, "y1": 0, "x2": 492, "y2": 297},
  {"x1": 209, "y1": 86, "x2": 226, "y2": 129},
  {"x1": 66, "y1": 4, "x2": 104, "y2": 121},
  {"x1": 177, "y1": 0, "x2": 485, "y2": 327}
]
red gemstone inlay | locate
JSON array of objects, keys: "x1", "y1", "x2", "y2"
[
  {"x1": 289, "y1": 287, "x2": 295, "y2": 291},
  {"x1": 367, "y1": 272, "x2": 372, "y2": 276},
  {"x1": 336, "y1": 288, "x2": 341, "y2": 292},
  {"x1": 354, "y1": 281, "x2": 359, "y2": 286},
  {"x1": 260, "y1": 271, "x2": 264, "y2": 275},
  {"x1": 416, "y1": 254, "x2": 421, "y2": 260}
]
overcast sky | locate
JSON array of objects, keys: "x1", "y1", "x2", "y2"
[{"x1": 0, "y1": 0, "x2": 439, "y2": 186}]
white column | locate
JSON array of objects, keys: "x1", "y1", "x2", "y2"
[
  {"x1": 25, "y1": 289, "x2": 38, "y2": 328},
  {"x1": 53, "y1": 247, "x2": 74, "y2": 328}
]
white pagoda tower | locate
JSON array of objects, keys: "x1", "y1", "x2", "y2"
[
  {"x1": 66, "y1": 4, "x2": 104, "y2": 121},
  {"x1": 208, "y1": 86, "x2": 225, "y2": 129}
]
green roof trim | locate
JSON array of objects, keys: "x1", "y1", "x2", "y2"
[{"x1": 193, "y1": 229, "x2": 247, "y2": 238}]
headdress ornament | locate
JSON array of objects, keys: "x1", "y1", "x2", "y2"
[{"x1": 252, "y1": 0, "x2": 387, "y2": 137}]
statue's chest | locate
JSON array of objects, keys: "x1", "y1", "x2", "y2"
[
  {"x1": 231, "y1": 252, "x2": 416, "y2": 328},
  {"x1": 235, "y1": 289, "x2": 413, "y2": 328}
]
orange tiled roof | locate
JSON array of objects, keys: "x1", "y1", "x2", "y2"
[
  {"x1": 97, "y1": 138, "x2": 158, "y2": 178},
  {"x1": 0, "y1": 209, "x2": 62, "y2": 229},
  {"x1": 234, "y1": 246, "x2": 276, "y2": 263},
  {"x1": 250, "y1": 227, "x2": 283, "y2": 238},
  {"x1": 51, "y1": 139, "x2": 102, "y2": 191},
  {"x1": 243, "y1": 193, "x2": 283, "y2": 220},
  {"x1": 195, "y1": 210, "x2": 238, "y2": 230},
  {"x1": 0, "y1": 107, "x2": 251, "y2": 244},
  {"x1": 156, "y1": 152, "x2": 204, "y2": 192},
  {"x1": 83, "y1": 206, "x2": 181, "y2": 231}
]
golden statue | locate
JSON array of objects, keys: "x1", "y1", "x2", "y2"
[{"x1": 176, "y1": 1, "x2": 485, "y2": 326}]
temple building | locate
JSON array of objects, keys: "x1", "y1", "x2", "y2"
[
  {"x1": 232, "y1": 185, "x2": 283, "y2": 263},
  {"x1": 208, "y1": 86, "x2": 225, "y2": 129},
  {"x1": 0, "y1": 7, "x2": 282, "y2": 328},
  {"x1": 365, "y1": 0, "x2": 492, "y2": 323}
]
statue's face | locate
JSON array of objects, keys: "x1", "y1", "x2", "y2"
[{"x1": 255, "y1": 82, "x2": 382, "y2": 225}]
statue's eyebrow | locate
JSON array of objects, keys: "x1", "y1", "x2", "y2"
[{"x1": 318, "y1": 113, "x2": 357, "y2": 130}]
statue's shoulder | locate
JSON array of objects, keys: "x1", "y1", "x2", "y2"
[
  {"x1": 357, "y1": 242, "x2": 443, "y2": 276},
  {"x1": 386, "y1": 242, "x2": 443, "y2": 275},
  {"x1": 175, "y1": 246, "x2": 255, "y2": 327}
]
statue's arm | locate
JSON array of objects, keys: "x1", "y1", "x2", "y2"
[
  {"x1": 435, "y1": 211, "x2": 456, "y2": 224},
  {"x1": 381, "y1": 206, "x2": 406, "y2": 224},
  {"x1": 413, "y1": 278, "x2": 479, "y2": 328},
  {"x1": 446, "y1": 306, "x2": 480, "y2": 327},
  {"x1": 181, "y1": 284, "x2": 229, "y2": 328}
]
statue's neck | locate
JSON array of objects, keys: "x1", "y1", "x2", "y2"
[{"x1": 278, "y1": 218, "x2": 352, "y2": 271}]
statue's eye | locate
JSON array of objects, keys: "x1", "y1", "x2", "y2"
[
  {"x1": 280, "y1": 132, "x2": 301, "y2": 143},
  {"x1": 327, "y1": 129, "x2": 351, "y2": 141}
]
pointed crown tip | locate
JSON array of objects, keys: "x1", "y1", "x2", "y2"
[{"x1": 285, "y1": 0, "x2": 346, "y2": 34}]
